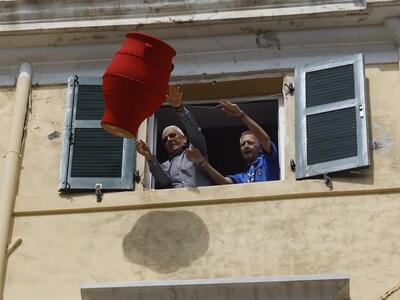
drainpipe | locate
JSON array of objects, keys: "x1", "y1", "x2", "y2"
[{"x1": 0, "y1": 63, "x2": 32, "y2": 299}]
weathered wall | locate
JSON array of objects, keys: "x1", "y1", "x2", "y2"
[
  {"x1": 5, "y1": 195, "x2": 400, "y2": 300},
  {"x1": 13, "y1": 86, "x2": 67, "y2": 196},
  {"x1": 2, "y1": 63, "x2": 400, "y2": 300},
  {"x1": 366, "y1": 64, "x2": 400, "y2": 177},
  {"x1": 0, "y1": 87, "x2": 15, "y2": 186}
]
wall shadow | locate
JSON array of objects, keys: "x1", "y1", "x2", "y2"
[{"x1": 122, "y1": 210, "x2": 210, "y2": 273}]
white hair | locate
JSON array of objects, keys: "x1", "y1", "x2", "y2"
[{"x1": 162, "y1": 125, "x2": 184, "y2": 137}]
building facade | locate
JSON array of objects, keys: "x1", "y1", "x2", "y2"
[{"x1": 1, "y1": 1, "x2": 400, "y2": 299}]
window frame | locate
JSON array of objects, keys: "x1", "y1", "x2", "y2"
[{"x1": 145, "y1": 94, "x2": 284, "y2": 188}]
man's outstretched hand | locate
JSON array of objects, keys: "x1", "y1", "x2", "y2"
[
  {"x1": 185, "y1": 146, "x2": 205, "y2": 164},
  {"x1": 166, "y1": 85, "x2": 183, "y2": 108},
  {"x1": 135, "y1": 139, "x2": 153, "y2": 161},
  {"x1": 219, "y1": 99, "x2": 243, "y2": 118}
]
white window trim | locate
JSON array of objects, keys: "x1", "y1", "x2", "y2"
[{"x1": 145, "y1": 94, "x2": 284, "y2": 188}]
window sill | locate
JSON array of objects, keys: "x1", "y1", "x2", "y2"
[{"x1": 14, "y1": 177, "x2": 400, "y2": 216}]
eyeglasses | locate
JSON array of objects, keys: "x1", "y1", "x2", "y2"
[{"x1": 162, "y1": 132, "x2": 180, "y2": 144}]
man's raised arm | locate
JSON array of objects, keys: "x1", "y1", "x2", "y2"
[
  {"x1": 167, "y1": 85, "x2": 208, "y2": 157},
  {"x1": 219, "y1": 99, "x2": 272, "y2": 154}
]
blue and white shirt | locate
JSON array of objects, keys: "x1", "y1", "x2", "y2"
[{"x1": 228, "y1": 143, "x2": 280, "y2": 183}]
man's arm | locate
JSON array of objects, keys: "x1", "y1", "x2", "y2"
[
  {"x1": 185, "y1": 147, "x2": 233, "y2": 185},
  {"x1": 135, "y1": 139, "x2": 171, "y2": 188},
  {"x1": 219, "y1": 99, "x2": 272, "y2": 154},
  {"x1": 167, "y1": 85, "x2": 208, "y2": 157}
]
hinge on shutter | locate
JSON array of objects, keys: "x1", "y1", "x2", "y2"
[
  {"x1": 95, "y1": 183, "x2": 103, "y2": 202},
  {"x1": 283, "y1": 83, "x2": 295, "y2": 96},
  {"x1": 68, "y1": 129, "x2": 73, "y2": 143},
  {"x1": 290, "y1": 159, "x2": 296, "y2": 172},
  {"x1": 324, "y1": 173, "x2": 333, "y2": 190},
  {"x1": 359, "y1": 104, "x2": 365, "y2": 118},
  {"x1": 134, "y1": 170, "x2": 141, "y2": 184}
]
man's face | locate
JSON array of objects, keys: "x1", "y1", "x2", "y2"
[
  {"x1": 240, "y1": 134, "x2": 261, "y2": 163},
  {"x1": 162, "y1": 127, "x2": 187, "y2": 156}
]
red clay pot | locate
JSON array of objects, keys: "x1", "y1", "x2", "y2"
[{"x1": 102, "y1": 32, "x2": 176, "y2": 138}]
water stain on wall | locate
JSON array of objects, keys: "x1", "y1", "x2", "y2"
[{"x1": 123, "y1": 210, "x2": 210, "y2": 273}]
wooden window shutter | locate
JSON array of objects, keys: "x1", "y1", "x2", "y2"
[
  {"x1": 59, "y1": 76, "x2": 135, "y2": 191},
  {"x1": 295, "y1": 53, "x2": 370, "y2": 179}
]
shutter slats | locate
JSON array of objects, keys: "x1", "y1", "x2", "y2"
[
  {"x1": 73, "y1": 84, "x2": 124, "y2": 178},
  {"x1": 306, "y1": 107, "x2": 357, "y2": 165},
  {"x1": 71, "y1": 128, "x2": 123, "y2": 178},
  {"x1": 306, "y1": 64, "x2": 355, "y2": 107},
  {"x1": 76, "y1": 85, "x2": 104, "y2": 120}
]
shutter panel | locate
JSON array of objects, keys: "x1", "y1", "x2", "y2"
[
  {"x1": 295, "y1": 53, "x2": 369, "y2": 179},
  {"x1": 59, "y1": 76, "x2": 135, "y2": 191}
]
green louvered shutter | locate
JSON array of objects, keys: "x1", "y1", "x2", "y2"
[
  {"x1": 59, "y1": 76, "x2": 135, "y2": 191},
  {"x1": 295, "y1": 53, "x2": 370, "y2": 179}
]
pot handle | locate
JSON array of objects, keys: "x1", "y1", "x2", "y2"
[{"x1": 143, "y1": 43, "x2": 153, "y2": 57}]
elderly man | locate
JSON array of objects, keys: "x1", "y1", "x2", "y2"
[
  {"x1": 186, "y1": 99, "x2": 280, "y2": 184},
  {"x1": 135, "y1": 85, "x2": 212, "y2": 188}
]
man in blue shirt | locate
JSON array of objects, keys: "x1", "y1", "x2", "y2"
[{"x1": 186, "y1": 99, "x2": 280, "y2": 184}]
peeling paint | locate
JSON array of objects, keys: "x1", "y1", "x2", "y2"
[
  {"x1": 372, "y1": 137, "x2": 394, "y2": 150},
  {"x1": 256, "y1": 30, "x2": 281, "y2": 50},
  {"x1": 47, "y1": 131, "x2": 61, "y2": 140},
  {"x1": 240, "y1": 27, "x2": 281, "y2": 50},
  {"x1": 69, "y1": 36, "x2": 85, "y2": 42},
  {"x1": 372, "y1": 123, "x2": 395, "y2": 151},
  {"x1": 92, "y1": 34, "x2": 106, "y2": 40}
]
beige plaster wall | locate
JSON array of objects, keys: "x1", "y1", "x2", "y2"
[
  {"x1": 366, "y1": 64, "x2": 400, "y2": 177},
  {"x1": 0, "y1": 87, "x2": 15, "y2": 186},
  {"x1": 5, "y1": 194, "x2": 400, "y2": 300},
  {"x1": 15, "y1": 85, "x2": 67, "y2": 196},
  {"x1": 2, "y1": 63, "x2": 400, "y2": 300}
]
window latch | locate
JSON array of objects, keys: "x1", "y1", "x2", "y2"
[
  {"x1": 95, "y1": 183, "x2": 103, "y2": 202},
  {"x1": 359, "y1": 105, "x2": 365, "y2": 118}
]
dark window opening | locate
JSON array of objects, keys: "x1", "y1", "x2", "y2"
[{"x1": 155, "y1": 100, "x2": 279, "y2": 178}]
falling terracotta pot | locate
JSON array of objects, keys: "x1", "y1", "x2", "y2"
[{"x1": 102, "y1": 32, "x2": 176, "y2": 138}]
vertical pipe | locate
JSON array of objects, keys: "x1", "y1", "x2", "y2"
[{"x1": 0, "y1": 63, "x2": 32, "y2": 299}]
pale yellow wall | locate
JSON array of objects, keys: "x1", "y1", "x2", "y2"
[
  {"x1": 5, "y1": 195, "x2": 400, "y2": 300},
  {"x1": 13, "y1": 86, "x2": 67, "y2": 197},
  {"x1": 0, "y1": 87, "x2": 15, "y2": 186},
  {"x1": 366, "y1": 64, "x2": 400, "y2": 178},
  {"x1": 2, "y1": 64, "x2": 400, "y2": 300}
]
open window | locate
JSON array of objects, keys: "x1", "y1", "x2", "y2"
[
  {"x1": 148, "y1": 53, "x2": 370, "y2": 188},
  {"x1": 294, "y1": 53, "x2": 370, "y2": 179},
  {"x1": 58, "y1": 54, "x2": 369, "y2": 191},
  {"x1": 59, "y1": 76, "x2": 135, "y2": 191},
  {"x1": 148, "y1": 77, "x2": 284, "y2": 188},
  {"x1": 155, "y1": 99, "x2": 279, "y2": 177}
]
